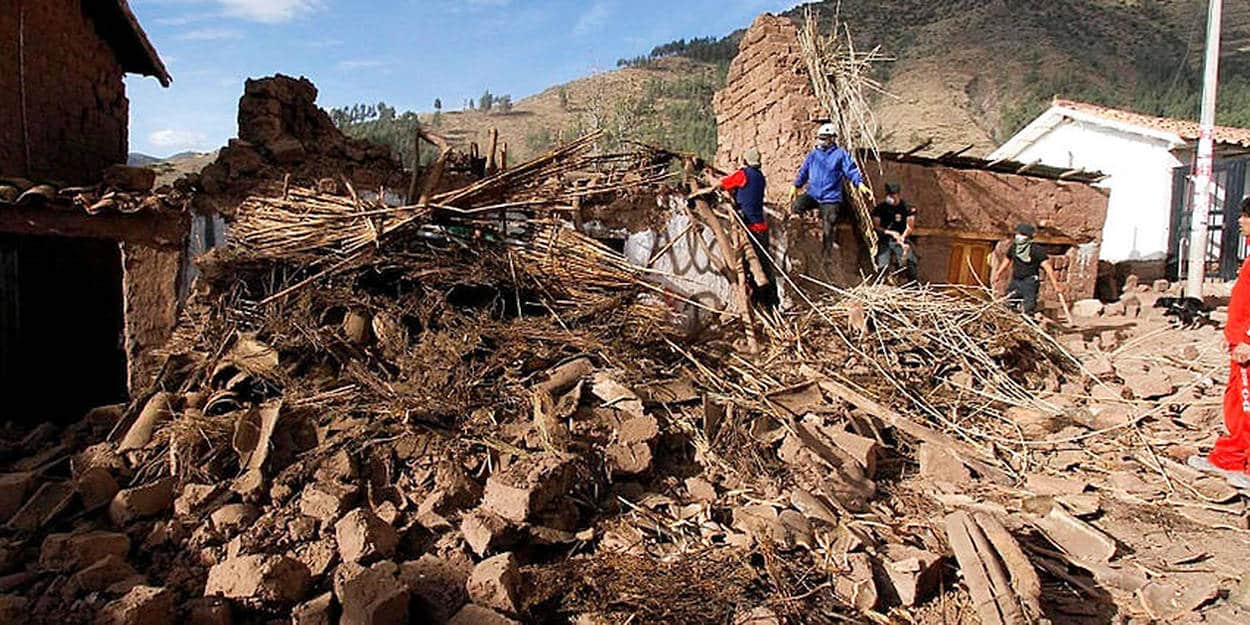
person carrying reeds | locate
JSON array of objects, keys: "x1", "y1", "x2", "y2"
[{"x1": 788, "y1": 123, "x2": 872, "y2": 253}]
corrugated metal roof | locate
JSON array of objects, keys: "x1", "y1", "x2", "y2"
[{"x1": 1054, "y1": 99, "x2": 1250, "y2": 148}]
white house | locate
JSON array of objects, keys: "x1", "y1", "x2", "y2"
[{"x1": 990, "y1": 99, "x2": 1250, "y2": 277}]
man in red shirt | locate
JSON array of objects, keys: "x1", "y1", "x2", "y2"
[
  {"x1": 1192, "y1": 198, "x2": 1250, "y2": 488},
  {"x1": 717, "y1": 148, "x2": 777, "y2": 307}
]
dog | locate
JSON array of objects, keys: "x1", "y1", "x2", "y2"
[{"x1": 1153, "y1": 296, "x2": 1211, "y2": 328}]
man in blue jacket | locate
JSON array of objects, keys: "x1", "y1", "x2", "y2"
[{"x1": 788, "y1": 123, "x2": 872, "y2": 252}]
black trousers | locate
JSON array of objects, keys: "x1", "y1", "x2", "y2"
[
  {"x1": 742, "y1": 227, "x2": 778, "y2": 308},
  {"x1": 1006, "y1": 276, "x2": 1041, "y2": 314},
  {"x1": 792, "y1": 193, "x2": 844, "y2": 252}
]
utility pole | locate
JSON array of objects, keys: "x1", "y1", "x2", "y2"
[{"x1": 1186, "y1": 0, "x2": 1223, "y2": 298}]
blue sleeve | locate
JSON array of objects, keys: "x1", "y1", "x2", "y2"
[
  {"x1": 794, "y1": 152, "x2": 811, "y2": 188},
  {"x1": 841, "y1": 149, "x2": 864, "y2": 186}
]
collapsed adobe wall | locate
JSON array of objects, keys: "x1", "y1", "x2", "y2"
[
  {"x1": 0, "y1": 1, "x2": 129, "y2": 183},
  {"x1": 712, "y1": 14, "x2": 816, "y2": 205},
  {"x1": 196, "y1": 75, "x2": 407, "y2": 212}
]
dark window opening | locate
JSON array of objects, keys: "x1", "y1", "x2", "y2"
[{"x1": 0, "y1": 234, "x2": 127, "y2": 424}]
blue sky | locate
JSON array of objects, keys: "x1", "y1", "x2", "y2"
[{"x1": 125, "y1": 0, "x2": 800, "y2": 157}]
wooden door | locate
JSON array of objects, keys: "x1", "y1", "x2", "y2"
[{"x1": 947, "y1": 239, "x2": 994, "y2": 286}]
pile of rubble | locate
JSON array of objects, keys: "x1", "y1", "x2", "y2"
[{"x1": 3, "y1": 119, "x2": 1250, "y2": 625}]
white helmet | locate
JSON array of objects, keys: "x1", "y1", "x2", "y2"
[{"x1": 817, "y1": 123, "x2": 837, "y2": 138}]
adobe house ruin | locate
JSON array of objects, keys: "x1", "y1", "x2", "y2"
[
  {"x1": 1, "y1": 1, "x2": 179, "y2": 423},
  {"x1": 712, "y1": 14, "x2": 1110, "y2": 305}
]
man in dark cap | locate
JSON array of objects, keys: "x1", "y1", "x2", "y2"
[
  {"x1": 872, "y1": 183, "x2": 917, "y2": 281},
  {"x1": 992, "y1": 223, "x2": 1063, "y2": 316}
]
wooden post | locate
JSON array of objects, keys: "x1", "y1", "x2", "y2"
[
  {"x1": 500, "y1": 142, "x2": 508, "y2": 171},
  {"x1": 486, "y1": 128, "x2": 499, "y2": 173},
  {"x1": 693, "y1": 197, "x2": 758, "y2": 354},
  {"x1": 406, "y1": 125, "x2": 422, "y2": 203}
]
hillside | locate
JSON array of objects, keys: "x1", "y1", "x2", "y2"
[
  {"x1": 395, "y1": 0, "x2": 1250, "y2": 162},
  {"x1": 127, "y1": 150, "x2": 218, "y2": 187},
  {"x1": 419, "y1": 57, "x2": 719, "y2": 162}
]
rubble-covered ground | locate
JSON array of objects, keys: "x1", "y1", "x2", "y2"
[{"x1": 3, "y1": 79, "x2": 1250, "y2": 625}]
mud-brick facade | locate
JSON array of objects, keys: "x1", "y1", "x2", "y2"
[
  {"x1": 0, "y1": 1, "x2": 169, "y2": 183},
  {"x1": 713, "y1": 14, "x2": 815, "y2": 206}
]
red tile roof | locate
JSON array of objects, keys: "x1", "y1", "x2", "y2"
[{"x1": 1054, "y1": 99, "x2": 1250, "y2": 148}]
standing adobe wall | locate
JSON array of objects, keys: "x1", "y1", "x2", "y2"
[
  {"x1": 0, "y1": 1, "x2": 129, "y2": 183},
  {"x1": 713, "y1": 14, "x2": 818, "y2": 203}
]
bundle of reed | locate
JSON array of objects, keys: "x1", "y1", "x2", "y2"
[
  {"x1": 229, "y1": 187, "x2": 408, "y2": 261},
  {"x1": 508, "y1": 223, "x2": 671, "y2": 330},
  {"x1": 797, "y1": 6, "x2": 893, "y2": 259}
]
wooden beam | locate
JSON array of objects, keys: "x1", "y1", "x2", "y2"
[
  {"x1": 910, "y1": 227, "x2": 1087, "y2": 246},
  {"x1": 0, "y1": 206, "x2": 188, "y2": 247}
]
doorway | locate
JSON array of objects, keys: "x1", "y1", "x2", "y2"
[{"x1": 0, "y1": 234, "x2": 127, "y2": 424}]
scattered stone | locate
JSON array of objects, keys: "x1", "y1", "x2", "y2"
[
  {"x1": 879, "y1": 545, "x2": 942, "y2": 607},
  {"x1": 1136, "y1": 573, "x2": 1220, "y2": 620},
  {"x1": 76, "y1": 467, "x2": 120, "y2": 511},
  {"x1": 826, "y1": 430, "x2": 881, "y2": 478},
  {"x1": 99, "y1": 585, "x2": 174, "y2": 625},
  {"x1": 175, "y1": 483, "x2": 225, "y2": 517},
  {"x1": 292, "y1": 538, "x2": 339, "y2": 579},
  {"x1": 211, "y1": 504, "x2": 260, "y2": 535},
  {"x1": 68, "y1": 555, "x2": 139, "y2": 594},
  {"x1": 466, "y1": 553, "x2": 520, "y2": 615},
  {"x1": 605, "y1": 442, "x2": 653, "y2": 476},
  {"x1": 300, "y1": 481, "x2": 361, "y2": 524},
  {"x1": 1084, "y1": 356, "x2": 1113, "y2": 378},
  {"x1": 1056, "y1": 493, "x2": 1102, "y2": 518},
  {"x1": 109, "y1": 478, "x2": 177, "y2": 526},
  {"x1": 1122, "y1": 368, "x2": 1176, "y2": 400},
  {"x1": 205, "y1": 554, "x2": 311, "y2": 604},
  {"x1": 788, "y1": 489, "x2": 838, "y2": 527},
  {"x1": 335, "y1": 508, "x2": 399, "y2": 563},
  {"x1": 8, "y1": 481, "x2": 74, "y2": 531},
  {"x1": 460, "y1": 509, "x2": 516, "y2": 557},
  {"x1": 185, "y1": 597, "x2": 233, "y2": 625},
  {"x1": 481, "y1": 454, "x2": 577, "y2": 523},
  {"x1": 833, "y1": 552, "x2": 877, "y2": 612},
  {"x1": 0, "y1": 473, "x2": 33, "y2": 522},
  {"x1": 684, "y1": 477, "x2": 717, "y2": 503},
  {"x1": 734, "y1": 607, "x2": 782, "y2": 625},
  {"x1": 399, "y1": 554, "x2": 470, "y2": 624},
  {"x1": 292, "y1": 592, "x2": 336, "y2": 625},
  {"x1": 40, "y1": 531, "x2": 130, "y2": 571},
  {"x1": 1103, "y1": 301, "x2": 1126, "y2": 317},
  {"x1": 447, "y1": 605, "x2": 520, "y2": 625},
  {"x1": 1025, "y1": 474, "x2": 1087, "y2": 496},
  {"x1": 1153, "y1": 279, "x2": 1170, "y2": 293},
  {"x1": 1071, "y1": 299, "x2": 1104, "y2": 318},
  {"x1": 917, "y1": 443, "x2": 971, "y2": 492},
  {"x1": 334, "y1": 562, "x2": 409, "y2": 625}
]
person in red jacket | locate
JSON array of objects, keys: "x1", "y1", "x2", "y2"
[{"x1": 1192, "y1": 198, "x2": 1250, "y2": 488}]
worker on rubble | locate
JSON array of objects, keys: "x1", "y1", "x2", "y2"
[
  {"x1": 788, "y1": 123, "x2": 872, "y2": 253},
  {"x1": 992, "y1": 223, "x2": 1062, "y2": 317},
  {"x1": 717, "y1": 148, "x2": 778, "y2": 307},
  {"x1": 1190, "y1": 198, "x2": 1250, "y2": 489},
  {"x1": 872, "y1": 183, "x2": 918, "y2": 281}
]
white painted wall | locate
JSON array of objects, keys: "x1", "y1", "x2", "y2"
[{"x1": 1008, "y1": 119, "x2": 1183, "y2": 262}]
